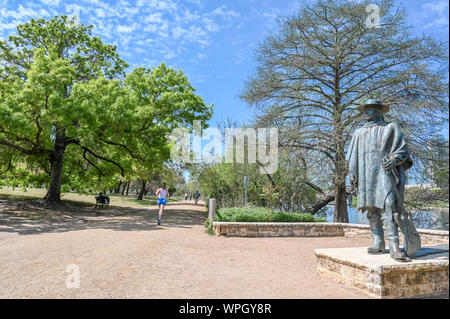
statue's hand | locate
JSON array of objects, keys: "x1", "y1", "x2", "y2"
[{"x1": 382, "y1": 157, "x2": 397, "y2": 170}]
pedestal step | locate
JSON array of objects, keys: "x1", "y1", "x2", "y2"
[{"x1": 315, "y1": 245, "x2": 449, "y2": 298}]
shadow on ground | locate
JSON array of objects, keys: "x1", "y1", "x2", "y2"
[{"x1": 0, "y1": 197, "x2": 207, "y2": 236}]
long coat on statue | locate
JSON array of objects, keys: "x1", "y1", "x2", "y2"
[{"x1": 346, "y1": 120, "x2": 413, "y2": 213}]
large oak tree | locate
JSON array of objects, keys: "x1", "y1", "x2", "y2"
[{"x1": 0, "y1": 16, "x2": 212, "y2": 202}]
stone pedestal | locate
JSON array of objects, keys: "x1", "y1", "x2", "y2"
[{"x1": 315, "y1": 245, "x2": 449, "y2": 299}]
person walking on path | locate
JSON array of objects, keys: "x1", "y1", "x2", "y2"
[
  {"x1": 155, "y1": 183, "x2": 170, "y2": 225},
  {"x1": 185, "y1": 193, "x2": 188, "y2": 201},
  {"x1": 189, "y1": 193, "x2": 192, "y2": 201},
  {"x1": 194, "y1": 190, "x2": 201, "y2": 205}
]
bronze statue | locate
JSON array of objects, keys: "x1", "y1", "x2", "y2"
[{"x1": 346, "y1": 100, "x2": 421, "y2": 262}]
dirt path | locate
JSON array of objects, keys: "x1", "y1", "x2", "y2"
[{"x1": 0, "y1": 199, "x2": 373, "y2": 298}]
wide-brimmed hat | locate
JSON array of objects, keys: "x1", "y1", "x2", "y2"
[{"x1": 355, "y1": 99, "x2": 389, "y2": 113}]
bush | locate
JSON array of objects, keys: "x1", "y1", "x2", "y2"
[
  {"x1": 352, "y1": 196, "x2": 357, "y2": 207},
  {"x1": 215, "y1": 206, "x2": 326, "y2": 223},
  {"x1": 204, "y1": 217, "x2": 215, "y2": 235}
]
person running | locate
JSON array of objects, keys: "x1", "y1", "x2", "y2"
[
  {"x1": 155, "y1": 182, "x2": 170, "y2": 225},
  {"x1": 194, "y1": 190, "x2": 201, "y2": 205}
]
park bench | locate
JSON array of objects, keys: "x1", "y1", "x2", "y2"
[{"x1": 95, "y1": 195, "x2": 110, "y2": 208}]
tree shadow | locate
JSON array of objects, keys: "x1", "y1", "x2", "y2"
[{"x1": 0, "y1": 197, "x2": 207, "y2": 236}]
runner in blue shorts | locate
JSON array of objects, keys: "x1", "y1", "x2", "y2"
[{"x1": 155, "y1": 182, "x2": 170, "y2": 225}]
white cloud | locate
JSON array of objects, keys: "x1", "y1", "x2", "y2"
[
  {"x1": 212, "y1": 5, "x2": 240, "y2": 19},
  {"x1": 1, "y1": 6, "x2": 41, "y2": 19},
  {"x1": 0, "y1": 0, "x2": 244, "y2": 74},
  {"x1": 163, "y1": 50, "x2": 176, "y2": 60},
  {"x1": 177, "y1": 8, "x2": 199, "y2": 22},
  {"x1": 40, "y1": 8, "x2": 49, "y2": 16},
  {"x1": 424, "y1": 0, "x2": 449, "y2": 13},
  {"x1": 185, "y1": 0, "x2": 202, "y2": 8},
  {"x1": 135, "y1": 47, "x2": 146, "y2": 53},
  {"x1": 203, "y1": 17, "x2": 219, "y2": 32},
  {"x1": 143, "y1": 24, "x2": 159, "y2": 33},
  {"x1": 39, "y1": 0, "x2": 60, "y2": 6},
  {"x1": 0, "y1": 21, "x2": 19, "y2": 30},
  {"x1": 172, "y1": 26, "x2": 186, "y2": 39},
  {"x1": 423, "y1": 1, "x2": 449, "y2": 28},
  {"x1": 147, "y1": 12, "x2": 164, "y2": 24},
  {"x1": 116, "y1": 24, "x2": 135, "y2": 33},
  {"x1": 95, "y1": 8, "x2": 105, "y2": 18}
]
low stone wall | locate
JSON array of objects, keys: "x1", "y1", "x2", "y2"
[
  {"x1": 212, "y1": 222, "x2": 345, "y2": 237},
  {"x1": 337, "y1": 223, "x2": 449, "y2": 245},
  {"x1": 212, "y1": 222, "x2": 449, "y2": 246},
  {"x1": 414, "y1": 229, "x2": 450, "y2": 245}
]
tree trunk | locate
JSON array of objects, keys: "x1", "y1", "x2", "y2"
[
  {"x1": 307, "y1": 194, "x2": 335, "y2": 215},
  {"x1": 333, "y1": 181, "x2": 349, "y2": 222},
  {"x1": 126, "y1": 182, "x2": 130, "y2": 196},
  {"x1": 137, "y1": 180, "x2": 146, "y2": 200},
  {"x1": 121, "y1": 182, "x2": 128, "y2": 196},
  {"x1": 332, "y1": 117, "x2": 349, "y2": 222},
  {"x1": 114, "y1": 181, "x2": 122, "y2": 194},
  {"x1": 44, "y1": 132, "x2": 67, "y2": 203}
]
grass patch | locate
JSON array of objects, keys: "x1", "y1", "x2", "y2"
[
  {"x1": 0, "y1": 187, "x2": 180, "y2": 209},
  {"x1": 0, "y1": 193, "x2": 42, "y2": 200},
  {"x1": 204, "y1": 218, "x2": 215, "y2": 235},
  {"x1": 215, "y1": 206, "x2": 326, "y2": 223}
]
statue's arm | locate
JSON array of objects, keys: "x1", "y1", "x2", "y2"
[
  {"x1": 382, "y1": 123, "x2": 412, "y2": 170},
  {"x1": 346, "y1": 132, "x2": 359, "y2": 186}
]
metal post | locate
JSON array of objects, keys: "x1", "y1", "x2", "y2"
[
  {"x1": 244, "y1": 176, "x2": 248, "y2": 206},
  {"x1": 208, "y1": 198, "x2": 216, "y2": 222}
]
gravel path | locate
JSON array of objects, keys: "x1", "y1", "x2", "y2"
[{"x1": 0, "y1": 200, "x2": 373, "y2": 298}]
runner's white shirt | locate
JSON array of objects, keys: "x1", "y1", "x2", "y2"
[{"x1": 158, "y1": 188, "x2": 167, "y2": 199}]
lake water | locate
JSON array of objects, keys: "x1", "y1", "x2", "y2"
[{"x1": 317, "y1": 205, "x2": 449, "y2": 231}]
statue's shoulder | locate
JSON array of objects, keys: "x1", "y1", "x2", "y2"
[
  {"x1": 353, "y1": 126, "x2": 366, "y2": 135},
  {"x1": 386, "y1": 121, "x2": 402, "y2": 131}
]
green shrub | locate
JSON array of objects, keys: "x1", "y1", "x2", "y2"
[
  {"x1": 204, "y1": 217, "x2": 215, "y2": 235},
  {"x1": 215, "y1": 206, "x2": 325, "y2": 223}
]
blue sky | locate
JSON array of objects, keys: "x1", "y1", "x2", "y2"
[{"x1": 0, "y1": 0, "x2": 449, "y2": 128}]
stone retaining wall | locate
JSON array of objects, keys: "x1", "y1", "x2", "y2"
[{"x1": 212, "y1": 222, "x2": 449, "y2": 245}]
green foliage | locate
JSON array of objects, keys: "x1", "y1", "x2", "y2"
[
  {"x1": 259, "y1": 184, "x2": 281, "y2": 208},
  {"x1": 0, "y1": 16, "x2": 212, "y2": 200},
  {"x1": 193, "y1": 149, "x2": 319, "y2": 211},
  {"x1": 216, "y1": 206, "x2": 326, "y2": 222},
  {"x1": 435, "y1": 167, "x2": 449, "y2": 187},
  {"x1": 203, "y1": 217, "x2": 215, "y2": 235}
]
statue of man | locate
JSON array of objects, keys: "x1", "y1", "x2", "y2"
[{"x1": 346, "y1": 100, "x2": 421, "y2": 262}]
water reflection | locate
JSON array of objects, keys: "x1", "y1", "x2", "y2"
[{"x1": 317, "y1": 205, "x2": 449, "y2": 230}]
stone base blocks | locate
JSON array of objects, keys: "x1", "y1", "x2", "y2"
[
  {"x1": 315, "y1": 245, "x2": 449, "y2": 298},
  {"x1": 213, "y1": 222, "x2": 345, "y2": 237},
  {"x1": 212, "y1": 222, "x2": 449, "y2": 246}
]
